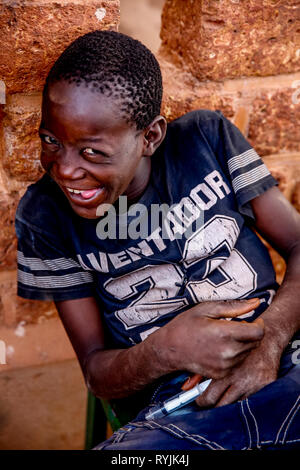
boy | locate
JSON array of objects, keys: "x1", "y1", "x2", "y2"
[{"x1": 15, "y1": 30, "x2": 300, "y2": 449}]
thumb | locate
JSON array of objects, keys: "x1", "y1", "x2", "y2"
[
  {"x1": 203, "y1": 298, "x2": 260, "y2": 319},
  {"x1": 253, "y1": 317, "x2": 265, "y2": 333}
]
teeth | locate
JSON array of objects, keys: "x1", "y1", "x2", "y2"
[
  {"x1": 66, "y1": 187, "x2": 101, "y2": 194},
  {"x1": 67, "y1": 188, "x2": 80, "y2": 194}
]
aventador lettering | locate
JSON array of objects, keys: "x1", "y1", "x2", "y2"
[
  {"x1": 76, "y1": 170, "x2": 231, "y2": 272},
  {"x1": 75, "y1": 169, "x2": 262, "y2": 332}
]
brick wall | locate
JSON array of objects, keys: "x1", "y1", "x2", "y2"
[
  {"x1": 0, "y1": 0, "x2": 120, "y2": 450},
  {"x1": 159, "y1": 0, "x2": 300, "y2": 283},
  {"x1": 0, "y1": 0, "x2": 119, "y2": 335}
]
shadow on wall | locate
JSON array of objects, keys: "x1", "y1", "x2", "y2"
[{"x1": 119, "y1": 0, "x2": 164, "y2": 53}]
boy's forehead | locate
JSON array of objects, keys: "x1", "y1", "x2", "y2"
[
  {"x1": 43, "y1": 80, "x2": 134, "y2": 134},
  {"x1": 46, "y1": 80, "x2": 116, "y2": 113},
  {"x1": 47, "y1": 80, "x2": 71, "y2": 105}
]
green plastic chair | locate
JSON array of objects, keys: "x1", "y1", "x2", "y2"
[
  {"x1": 85, "y1": 392, "x2": 121, "y2": 449},
  {"x1": 85, "y1": 385, "x2": 156, "y2": 449},
  {"x1": 85, "y1": 392, "x2": 147, "y2": 449}
]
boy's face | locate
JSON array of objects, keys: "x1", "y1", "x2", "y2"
[{"x1": 40, "y1": 81, "x2": 162, "y2": 219}]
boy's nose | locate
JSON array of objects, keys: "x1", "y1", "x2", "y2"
[{"x1": 54, "y1": 150, "x2": 85, "y2": 180}]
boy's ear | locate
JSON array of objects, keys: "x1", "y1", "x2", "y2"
[{"x1": 142, "y1": 115, "x2": 167, "y2": 156}]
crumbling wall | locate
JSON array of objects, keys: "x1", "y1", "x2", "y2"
[
  {"x1": 0, "y1": 0, "x2": 119, "y2": 344},
  {"x1": 159, "y1": 0, "x2": 300, "y2": 282}
]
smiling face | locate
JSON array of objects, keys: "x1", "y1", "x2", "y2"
[{"x1": 40, "y1": 80, "x2": 165, "y2": 219}]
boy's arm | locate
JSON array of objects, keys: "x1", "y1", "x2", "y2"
[
  {"x1": 251, "y1": 186, "x2": 300, "y2": 348},
  {"x1": 197, "y1": 185, "x2": 300, "y2": 408},
  {"x1": 55, "y1": 296, "x2": 263, "y2": 400}
]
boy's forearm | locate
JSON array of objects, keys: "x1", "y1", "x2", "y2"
[
  {"x1": 84, "y1": 299, "x2": 264, "y2": 400},
  {"x1": 84, "y1": 330, "x2": 173, "y2": 400},
  {"x1": 260, "y1": 242, "x2": 300, "y2": 351}
]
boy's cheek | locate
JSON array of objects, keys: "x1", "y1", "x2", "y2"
[{"x1": 40, "y1": 152, "x2": 53, "y2": 172}]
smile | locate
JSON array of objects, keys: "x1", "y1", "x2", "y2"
[
  {"x1": 63, "y1": 185, "x2": 106, "y2": 205},
  {"x1": 66, "y1": 187, "x2": 103, "y2": 199}
]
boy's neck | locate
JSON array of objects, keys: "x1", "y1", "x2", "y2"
[{"x1": 123, "y1": 156, "x2": 152, "y2": 207}]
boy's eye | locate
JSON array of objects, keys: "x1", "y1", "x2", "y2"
[
  {"x1": 82, "y1": 148, "x2": 109, "y2": 160},
  {"x1": 83, "y1": 148, "x2": 98, "y2": 156},
  {"x1": 40, "y1": 134, "x2": 60, "y2": 146}
]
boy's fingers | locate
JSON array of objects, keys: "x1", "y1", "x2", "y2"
[
  {"x1": 181, "y1": 373, "x2": 203, "y2": 391},
  {"x1": 201, "y1": 298, "x2": 260, "y2": 318},
  {"x1": 254, "y1": 317, "x2": 264, "y2": 328},
  {"x1": 228, "y1": 318, "x2": 265, "y2": 342},
  {"x1": 233, "y1": 339, "x2": 261, "y2": 355}
]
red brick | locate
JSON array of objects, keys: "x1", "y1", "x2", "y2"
[
  {"x1": 16, "y1": 297, "x2": 57, "y2": 327},
  {"x1": 160, "y1": 0, "x2": 300, "y2": 81},
  {"x1": 160, "y1": 58, "x2": 235, "y2": 122},
  {"x1": 2, "y1": 94, "x2": 44, "y2": 182},
  {"x1": 263, "y1": 153, "x2": 300, "y2": 199},
  {"x1": 248, "y1": 88, "x2": 300, "y2": 156},
  {"x1": 0, "y1": 0, "x2": 120, "y2": 94},
  {"x1": 262, "y1": 153, "x2": 300, "y2": 283},
  {"x1": 161, "y1": 59, "x2": 300, "y2": 156},
  {"x1": 0, "y1": 271, "x2": 57, "y2": 327},
  {"x1": 0, "y1": 194, "x2": 18, "y2": 271}
]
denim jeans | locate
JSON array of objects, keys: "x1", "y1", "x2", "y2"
[{"x1": 94, "y1": 332, "x2": 300, "y2": 450}]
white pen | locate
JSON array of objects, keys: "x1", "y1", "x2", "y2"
[{"x1": 145, "y1": 378, "x2": 212, "y2": 421}]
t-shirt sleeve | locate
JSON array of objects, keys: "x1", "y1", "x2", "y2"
[
  {"x1": 199, "y1": 110, "x2": 278, "y2": 220},
  {"x1": 15, "y1": 218, "x2": 96, "y2": 301}
]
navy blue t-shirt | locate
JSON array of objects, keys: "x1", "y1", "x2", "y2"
[{"x1": 15, "y1": 110, "x2": 279, "y2": 348}]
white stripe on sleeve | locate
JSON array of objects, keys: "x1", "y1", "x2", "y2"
[
  {"x1": 227, "y1": 148, "x2": 261, "y2": 175},
  {"x1": 17, "y1": 251, "x2": 82, "y2": 271},
  {"x1": 18, "y1": 270, "x2": 94, "y2": 289},
  {"x1": 232, "y1": 165, "x2": 271, "y2": 193}
]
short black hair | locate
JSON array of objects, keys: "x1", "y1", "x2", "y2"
[{"x1": 44, "y1": 30, "x2": 163, "y2": 130}]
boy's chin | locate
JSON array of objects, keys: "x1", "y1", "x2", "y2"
[{"x1": 68, "y1": 202, "x2": 100, "y2": 219}]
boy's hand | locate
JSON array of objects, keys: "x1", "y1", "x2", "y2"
[
  {"x1": 155, "y1": 299, "x2": 264, "y2": 379},
  {"x1": 195, "y1": 321, "x2": 281, "y2": 408}
]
